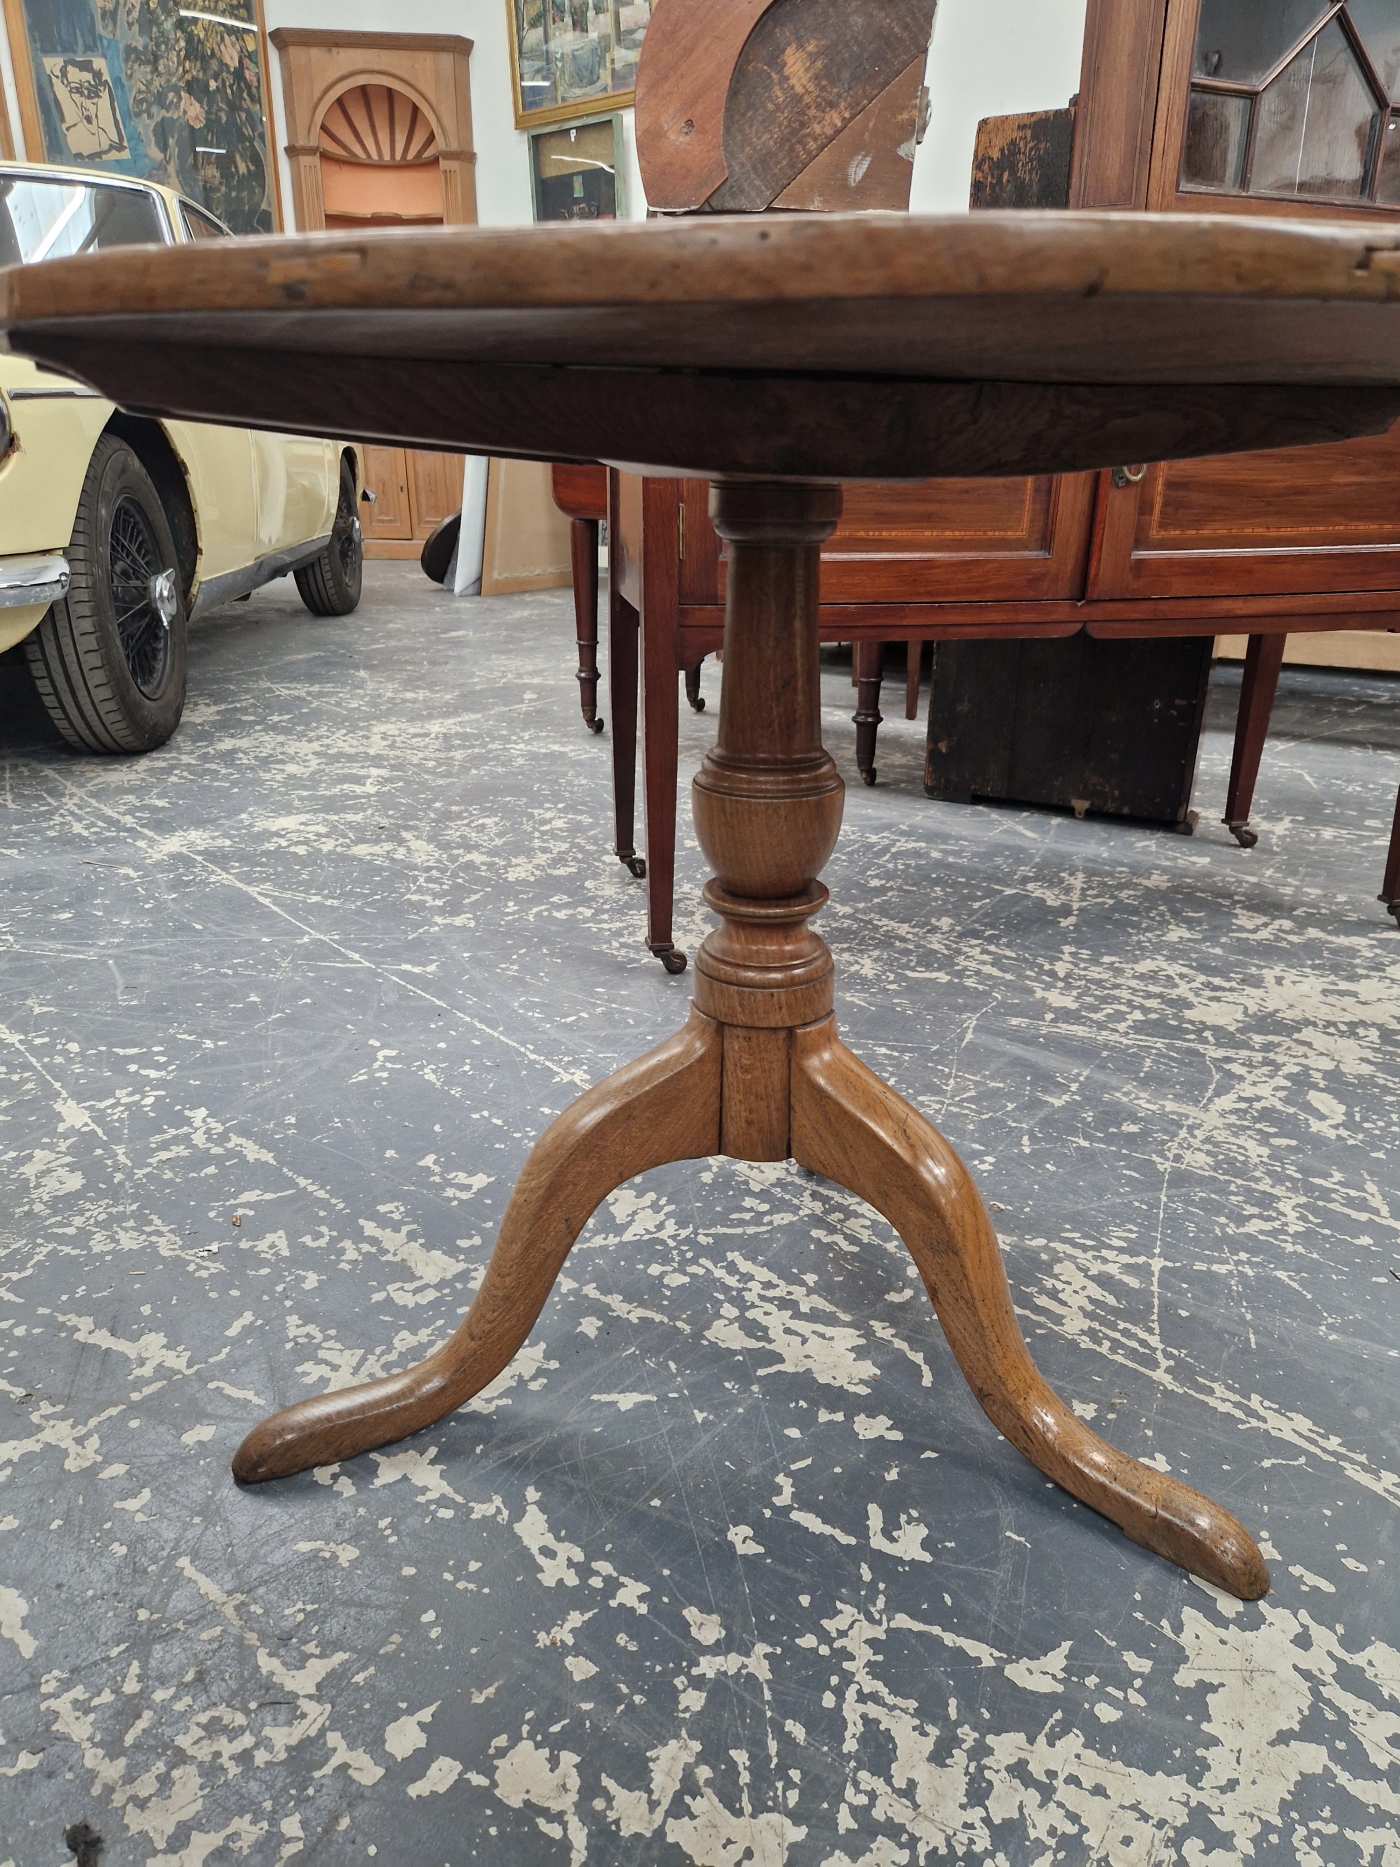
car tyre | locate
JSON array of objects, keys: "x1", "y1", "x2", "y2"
[
  {"x1": 294, "y1": 458, "x2": 363, "y2": 616},
  {"x1": 25, "y1": 433, "x2": 188, "y2": 754}
]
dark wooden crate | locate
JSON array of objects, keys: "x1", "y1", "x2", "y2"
[{"x1": 923, "y1": 634, "x2": 1213, "y2": 825}]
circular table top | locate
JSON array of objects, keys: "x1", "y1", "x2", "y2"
[{"x1": 5, "y1": 211, "x2": 1400, "y2": 480}]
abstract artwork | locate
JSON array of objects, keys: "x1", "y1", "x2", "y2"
[{"x1": 5, "y1": 0, "x2": 277, "y2": 232}]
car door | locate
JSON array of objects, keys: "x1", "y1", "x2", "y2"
[
  {"x1": 163, "y1": 201, "x2": 263, "y2": 584},
  {"x1": 250, "y1": 428, "x2": 338, "y2": 555}
]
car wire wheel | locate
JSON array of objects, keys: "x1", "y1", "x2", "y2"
[
  {"x1": 334, "y1": 473, "x2": 360, "y2": 582},
  {"x1": 109, "y1": 493, "x2": 174, "y2": 698},
  {"x1": 24, "y1": 433, "x2": 188, "y2": 754}
]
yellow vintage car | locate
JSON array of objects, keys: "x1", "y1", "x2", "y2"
[{"x1": 0, "y1": 161, "x2": 362, "y2": 753}]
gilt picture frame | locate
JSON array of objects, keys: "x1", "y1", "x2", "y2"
[
  {"x1": 506, "y1": 0, "x2": 652, "y2": 131},
  {"x1": 1, "y1": 0, "x2": 282, "y2": 233}
]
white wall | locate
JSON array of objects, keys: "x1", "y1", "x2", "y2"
[{"x1": 909, "y1": 0, "x2": 1088, "y2": 214}]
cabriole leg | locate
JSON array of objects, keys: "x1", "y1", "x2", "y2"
[
  {"x1": 233, "y1": 1016, "x2": 720, "y2": 1481},
  {"x1": 789, "y1": 1021, "x2": 1269, "y2": 1600}
]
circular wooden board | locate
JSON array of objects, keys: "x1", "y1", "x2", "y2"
[{"x1": 5, "y1": 211, "x2": 1400, "y2": 479}]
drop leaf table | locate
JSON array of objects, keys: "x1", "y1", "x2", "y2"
[{"x1": 11, "y1": 211, "x2": 1400, "y2": 1600}]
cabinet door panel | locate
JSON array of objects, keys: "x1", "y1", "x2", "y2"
[
  {"x1": 677, "y1": 474, "x2": 1096, "y2": 607},
  {"x1": 408, "y1": 450, "x2": 466, "y2": 538},
  {"x1": 823, "y1": 475, "x2": 1092, "y2": 602},
  {"x1": 1093, "y1": 425, "x2": 1400, "y2": 599},
  {"x1": 361, "y1": 446, "x2": 412, "y2": 541}
]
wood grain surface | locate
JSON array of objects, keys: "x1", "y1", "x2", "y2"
[
  {"x1": 7, "y1": 213, "x2": 1400, "y2": 483},
  {"x1": 771, "y1": 54, "x2": 927, "y2": 212},
  {"x1": 707, "y1": 0, "x2": 934, "y2": 210},
  {"x1": 633, "y1": 0, "x2": 778, "y2": 211},
  {"x1": 7, "y1": 211, "x2": 1400, "y2": 370},
  {"x1": 10, "y1": 339, "x2": 1400, "y2": 489},
  {"x1": 232, "y1": 1013, "x2": 722, "y2": 1481},
  {"x1": 789, "y1": 1019, "x2": 1269, "y2": 1600}
]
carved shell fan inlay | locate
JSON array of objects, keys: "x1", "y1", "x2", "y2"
[{"x1": 319, "y1": 85, "x2": 439, "y2": 166}]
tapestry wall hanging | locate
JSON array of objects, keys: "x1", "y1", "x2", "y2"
[
  {"x1": 508, "y1": 0, "x2": 652, "y2": 129},
  {"x1": 3, "y1": 0, "x2": 278, "y2": 232}
]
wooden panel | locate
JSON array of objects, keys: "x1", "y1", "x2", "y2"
[
  {"x1": 1092, "y1": 424, "x2": 1400, "y2": 599},
  {"x1": 971, "y1": 107, "x2": 1075, "y2": 211},
  {"x1": 924, "y1": 634, "x2": 1211, "y2": 824},
  {"x1": 772, "y1": 56, "x2": 926, "y2": 212},
  {"x1": 407, "y1": 449, "x2": 465, "y2": 537},
  {"x1": 1071, "y1": 0, "x2": 1169, "y2": 210},
  {"x1": 708, "y1": 0, "x2": 936, "y2": 210},
  {"x1": 678, "y1": 479, "x2": 719, "y2": 606},
  {"x1": 361, "y1": 444, "x2": 411, "y2": 539},
  {"x1": 611, "y1": 467, "x2": 645, "y2": 611},
  {"x1": 677, "y1": 474, "x2": 1096, "y2": 608},
  {"x1": 480, "y1": 457, "x2": 571, "y2": 595},
  {"x1": 633, "y1": 0, "x2": 778, "y2": 211},
  {"x1": 270, "y1": 29, "x2": 477, "y2": 234},
  {"x1": 551, "y1": 462, "x2": 607, "y2": 522},
  {"x1": 824, "y1": 476, "x2": 1095, "y2": 602}
]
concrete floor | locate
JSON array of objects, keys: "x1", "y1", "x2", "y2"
[{"x1": 0, "y1": 563, "x2": 1397, "y2": 1866}]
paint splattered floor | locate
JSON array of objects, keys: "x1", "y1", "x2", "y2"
[{"x1": 1, "y1": 565, "x2": 1397, "y2": 1866}]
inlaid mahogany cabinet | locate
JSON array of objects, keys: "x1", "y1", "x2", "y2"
[{"x1": 603, "y1": 0, "x2": 1400, "y2": 968}]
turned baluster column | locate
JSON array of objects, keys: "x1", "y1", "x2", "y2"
[{"x1": 690, "y1": 481, "x2": 845, "y2": 1162}]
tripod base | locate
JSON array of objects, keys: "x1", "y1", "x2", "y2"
[
  {"x1": 233, "y1": 1006, "x2": 1266, "y2": 1600},
  {"x1": 233, "y1": 479, "x2": 1268, "y2": 1604}
]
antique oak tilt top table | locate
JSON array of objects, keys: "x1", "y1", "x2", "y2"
[{"x1": 10, "y1": 212, "x2": 1400, "y2": 1603}]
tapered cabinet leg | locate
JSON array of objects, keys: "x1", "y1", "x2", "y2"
[
  {"x1": 1381, "y1": 782, "x2": 1400, "y2": 923},
  {"x1": 609, "y1": 588, "x2": 646, "y2": 877},
  {"x1": 1224, "y1": 633, "x2": 1286, "y2": 848},
  {"x1": 571, "y1": 517, "x2": 603, "y2": 732},
  {"x1": 642, "y1": 576, "x2": 684, "y2": 971},
  {"x1": 905, "y1": 639, "x2": 925, "y2": 720},
  {"x1": 233, "y1": 1014, "x2": 721, "y2": 1482},
  {"x1": 789, "y1": 1019, "x2": 1269, "y2": 1601}
]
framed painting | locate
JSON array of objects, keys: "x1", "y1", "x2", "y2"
[
  {"x1": 2, "y1": 0, "x2": 281, "y2": 233},
  {"x1": 507, "y1": 0, "x2": 652, "y2": 130},
  {"x1": 529, "y1": 112, "x2": 625, "y2": 219}
]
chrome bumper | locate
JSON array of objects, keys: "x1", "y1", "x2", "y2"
[{"x1": 0, "y1": 553, "x2": 69, "y2": 609}]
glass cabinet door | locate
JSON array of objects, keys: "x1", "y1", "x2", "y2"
[{"x1": 1181, "y1": 0, "x2": 1400, "y2": 201}]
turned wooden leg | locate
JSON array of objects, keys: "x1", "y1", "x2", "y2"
[
  {"x1": 1224, "y1": 633, "x2": 1286, "y2": 848},
  {"x1": 905, "y1": 639, "x2": 925, "y2": 720},
  {"x1": 233, "y1": 1015, "x2": 720, "y2": 1481},
  {"x1": 571, "y1": 517, "x2": 603, "y2": 732},
  {"x1": 608, "y1": 586, "x2": 645, "y2": 878},
  {"x1": 789, "y1": 1022, "x2": 1269, "y2": 1600},
  {"x1": 684, "y1": 659, "x2": 706, "y2": 712},
  {"x1": 1381, "y1": 782, "x2": 1400, "y2": 924},
  {"x1": 854, "y1": 639, "x2": 885, "y2": 786}
]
